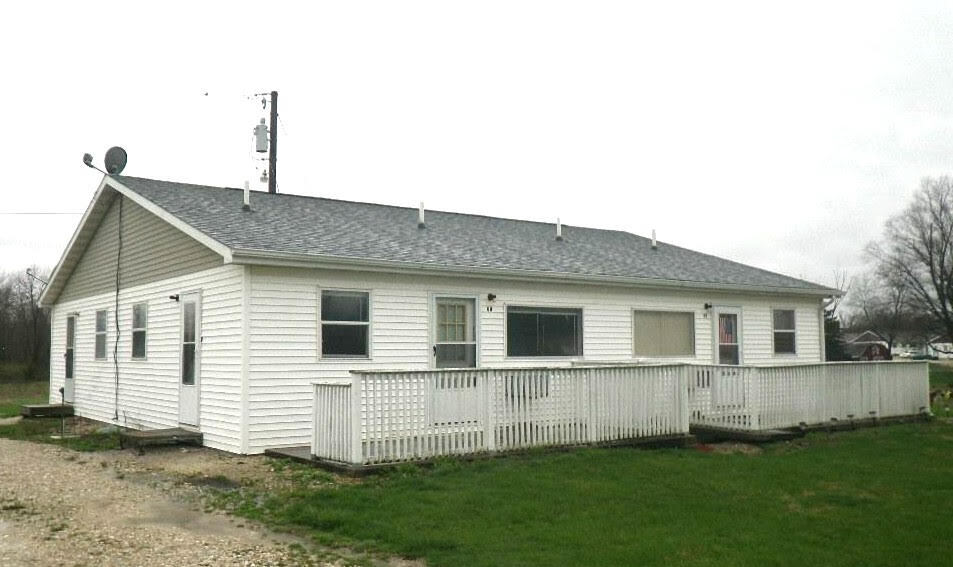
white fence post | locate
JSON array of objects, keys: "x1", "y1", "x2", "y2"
[{"x1": 349, "y1": 373, "x2": 363, "y2": 465}]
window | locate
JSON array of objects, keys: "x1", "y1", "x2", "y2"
[
  {"x1": 132, "y1": 303, "x2": 148, "y2": 359},
  {"x1": 435, "y1": 298, "x2": 476, "y2": 368},
  {"x1": 95, "y1": 310, "x2": 108, "y2": 360},
  {"x1": 773, "y1": 309, "x2": 796, "y2": 354},
  {"x1": 321, "y1": 290, "x2": 369, "y2": 357},
  {"x1": 633, "y1": 310, "x2": 695, "y2": 356},
  {"x1": 507, "y1": 306, "x2": 582, "y2": 357}
]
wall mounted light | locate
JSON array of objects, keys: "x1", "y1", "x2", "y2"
[
  {"x1": 169, "y1": 294, "x2": 180, "y2": 302},
  {"x1": 487, "y1": 293, "x2": 497, "y2": 301}
]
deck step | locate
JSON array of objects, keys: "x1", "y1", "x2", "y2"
[
  {"x1": 20, "y1": 404, "x2": 74, "y2": 418},
  {"x1": 119, "y1": 427, "x2": 203, "y2": 452}
]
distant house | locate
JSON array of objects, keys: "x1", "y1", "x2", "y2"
[
  {"x1": 39, "y1": 176, "x2": 838, "y2": 454},
  {"x1": 842, "y1": 330, "x2": 891, "y2": 361}
]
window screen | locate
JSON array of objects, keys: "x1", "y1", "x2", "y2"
[
  {"x1": 95, "y1": 310, "x2": 108, "y2": 360},
  {"x1": 321, "y1": 290, "x2": 370, "y2": 357},
  {"x1": 132, "y1": 303, "x2": 148, "y2": 359},
  {"x1": 506, "y1": 307, "x2": 582, "y2": 357},
  {"x1": 773, "y1": 309, "x2": 796, "y2": 354},
  {"x1": 633, "y1": 311, "x2": 695, "y2": 356}
]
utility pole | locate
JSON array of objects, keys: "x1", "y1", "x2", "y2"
[{"x1": 268, "y1": 91, "x2": 278, "y2": 194}]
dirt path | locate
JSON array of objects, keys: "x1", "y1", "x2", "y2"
[{"x1": 0, "y1": 438, "x2": 326, "y2": 567}]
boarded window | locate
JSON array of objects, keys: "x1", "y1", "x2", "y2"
[
  {"x1": 95, "y1": 310, "x2": 108, "y2": 360},
  {"x1": 321, "y1": 290, "x2": 370, "y2": 357},
  {"x1": 507, "y1": 307, "x2": 582, "y2": 357},
  {"x1": 633, "y1": 310, "x2": 695, "y2": 356},
  {"x1": 773, "y1": 309, "x2": 796, "y2": 354},
  {"x1": 132, "y1": 303, "x2": 148, "y2": 359}
]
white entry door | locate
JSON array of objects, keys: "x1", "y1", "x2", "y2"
[
  {"x1": 433, "y1": 297, "x2": 477, "y2": 368},
  {"x1": 713, "y1": 307, "x2": 742, "y2": 365},
  {"x1": 178, "y1": 293, "x2": 201, "y2": 426},
  {"x1": 63, "y1": 315, "x2": 75, "y2": 403}
]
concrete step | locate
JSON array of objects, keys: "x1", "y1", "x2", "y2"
[
  {"x1": 119, "y1": 427, "x2": 203, "y2": 453},
  {"x1": 20, "y1": 404, "x2": 74, "y2": 418}
]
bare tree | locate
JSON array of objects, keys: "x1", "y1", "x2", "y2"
[
  {"x1": 869, "y1": 176, "x2": 953, "y2": 352},
  {"x1": 848, "y1": 271, "x2": 924, "y2": 354},
  {"x1": 0, "y1": 267, "x2": 51, "y2": 379}
]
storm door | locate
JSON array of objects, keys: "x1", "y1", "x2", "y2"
[
  {"x1": 714, "y1": 308, "x2": 741, "y2": 365},
  {"x1": 178, "y1": 293, "x2": 201, "y2": 426},
  {"x1": 433, "y1": 297, "x2": 477, "y2": 368},
  {"x1": 64, "y1": 315, "x2": 75, "y2": 403}
]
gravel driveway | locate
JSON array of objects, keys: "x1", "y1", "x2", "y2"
[{"x1": 0, "y1": 435, "x2": 327, "y2": 567}]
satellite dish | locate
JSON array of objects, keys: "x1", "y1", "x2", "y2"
[{"x1": 104, "y1": 146, "x2": 127, "y2": 175}]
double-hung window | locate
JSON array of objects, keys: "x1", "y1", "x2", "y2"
[
  {"x1": 95, "y1": 310, "x2": 108, "y2": 360},
  {"x1": 506, "y1": 306, "x2": 583, "y2": 357},
  {"x1": 633, "y1": 310, "x2": 695, "y2": 356},
  {"x1": 773, "y1": 309, "x2": 796, "y2": 354},
  {"x1": 321, "y1": 290, "x2": 370, "y2": 357},
  {"x1": 132, "y1": 303, "x2": 148, "y2": 359}
]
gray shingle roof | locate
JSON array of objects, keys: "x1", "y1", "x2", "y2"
[{"x1": 113, "y1": 176, "x2": 834, "y2": 294}]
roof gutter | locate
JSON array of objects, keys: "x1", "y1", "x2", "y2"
[{"x1": 229, "y1": 248, "x2": 841, "y2": 298}]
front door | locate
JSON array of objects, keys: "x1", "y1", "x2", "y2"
[
  {"x1": 64, "y1": 315, "x2": 75, "y2": 403},
  {"x1": 433, "y1": 297, "x2": 477, "y2": 368},
  {"x1": 714, "y1": 307, "x2": 741, "y2": 365},
  {"x1": 178, "y1": 293, "x2": 201, "y2": 426}
]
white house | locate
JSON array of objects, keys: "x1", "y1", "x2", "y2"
[{"x1": 40, "y1": 176, "x2": 838, "y2": 454}]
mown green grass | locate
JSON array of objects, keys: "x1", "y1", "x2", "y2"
[
  {"x1": 0, "y1": 379, "x2": 47, "y2": 417},
  {"x1": 929, "y1": 362, "x2": 953, "y2": 389},
  {"x1": 219, "y1": 422, "x2": 953, "y2": 567},
  {"x1": 0, "y1": 417, "x2": 119, "y2": 451}
]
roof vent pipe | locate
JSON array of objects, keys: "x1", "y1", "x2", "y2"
[
  {"x1": 243, "y1": 181, "x2": 251, "y2": 211},
  {"x1": 418, "y1": 202, "x2": 426, "y2": 229},
  {"x1": 556, "y1": 218, "x2": 563, "y2": 241},
  {"x1": 651, "y1": 229, "x2": 657, "y2": 249}
]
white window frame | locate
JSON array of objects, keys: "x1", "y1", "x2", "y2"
[
  {"x1": 318, "y1": 288, "x2": 372, "y2": 359},
  {"x1": 504, "y1": 304, "x2": 584, "y2": 359},
  {"x1": 94, "y1": 309, "x2": 108, "y2": 360},
  {"x1": 632, "y1": 309, "x2": 696, "y2": 358},
  {"x1": 772, "y1": 307, "x2": 797, "y2": 356},
  {"x1": 430, "y1": 293, "x2": 481, "y2": 369},
  {"x1": 131, "y1": 302, "x2": 148, "y2": 360}
]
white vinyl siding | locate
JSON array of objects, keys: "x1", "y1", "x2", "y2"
[
  {"x1": 49, "y1": 265, "x2": 244, "y2": 453},
  {"x1": 245, "y1": 266, "x2": 825, "y2": 454},
  {"x1": 58, "y1": 196, "x2": 222, "y2": 303}
]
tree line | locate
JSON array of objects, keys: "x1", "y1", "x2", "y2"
[
  {"x1": 0, "y1": 267, "x2": 50, "y2": 380},
  {"x1": 840, "y1": 177, "x2": 953, "y2": 358}
]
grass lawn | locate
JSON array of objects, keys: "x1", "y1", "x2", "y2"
[
  {"x1": 218, "y1": 421, "x2": 953, "y2": 567},
  {"x1": 929, "y1": 362, "x2": 953, "y2": 388},
  {"x1": 0, "y1": 379, "x2": 47, "y2": 417}
]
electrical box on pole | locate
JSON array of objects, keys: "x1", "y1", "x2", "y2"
[
  {"x1": 269, "y1": 91, "x2": 278, "y2": 194},
  {"x1": 251, "y1": 91, "x2": 279, "y2": 194}
]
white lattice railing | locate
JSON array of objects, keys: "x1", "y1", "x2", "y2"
[
  {"x1": 312, "y1": 365, "x2": 690, "y2": 465},
  {"x1": 313, "y1": 361, "x2": 930, "y2": 465},
  {"x1": 687, "y1": 361, "x2": 930, "y2": 431}
]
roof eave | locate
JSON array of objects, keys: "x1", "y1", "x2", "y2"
[{"x1": 229, "y1": 249, "x2": 840, "y2": 298}]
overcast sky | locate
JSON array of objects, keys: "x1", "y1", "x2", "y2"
[{"x1": 2, "y1": 1, "x2": 951, "y2": 291}]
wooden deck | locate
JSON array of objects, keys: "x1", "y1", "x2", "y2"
[{"x1": 20, "y1": 404, "x2": 74, "y2": 418}]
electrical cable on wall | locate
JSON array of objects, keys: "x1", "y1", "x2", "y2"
[{"x1": 113, "y1": 195, "x2": 123, "y2": 421}]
